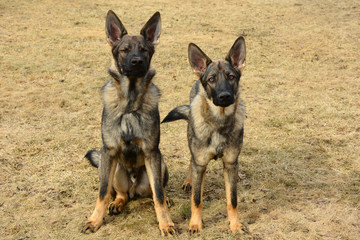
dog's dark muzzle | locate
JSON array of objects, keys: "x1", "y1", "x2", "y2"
[
  {"x1": 123, "y1": 56, "x2": 148, "y2": 77},
  {"x1": 214, "y1": 91, "x2": 235, "y2": 107},
  {"x1": 131, "y1": 56, "x2": 144, "y2": 67}
]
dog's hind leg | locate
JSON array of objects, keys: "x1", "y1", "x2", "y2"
[
  {"x1": 81, "y1": 150, "x2": 117, "y2": 233},
  {"x1": 136, "y1": 162, "x2": 173, "y2": 207},
  {"x1": 134, "y1": 166, "x2": 152, "y2": 197},
  {"x1": 109, "y1": 164, "x2": 129, "y2": 215},
  {"x1": 109, "y1": 191, "x2": 128, "y2": 215},
  {"x1": 182, "y1": 156, "x2": 193, "y2": 191}
]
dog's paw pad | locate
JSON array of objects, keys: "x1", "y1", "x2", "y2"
[
  {"x1": 108, "y1": 202, "x2": 123, "y2": 215},
  {"x1": 188, "y1": 224, "x2": 201, "y2": 235},
  {"x1": 230, "y1": 223, "x2": 249, "y2": 234},
  {"x1": 81, "y1": 221, "x2": 101, "y2": 234},
  {"x1": 165, "y1": 197, "x2": 174, "y2": 208},
  {"x1": 159, "y1": 224, "x2": 177, "y2": 237},
  {"x1": 182, "y1": 182, "x2": 192, "y2": 192}
]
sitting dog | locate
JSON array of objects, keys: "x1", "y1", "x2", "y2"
[{"x1": 81, "y1": 10, "x2": 175, "y2": 236}]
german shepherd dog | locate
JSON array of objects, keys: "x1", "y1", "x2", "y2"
[
  {"x1": 162, "y1": 37, "x2": 247, "y2": 234},
  {"x1": 81, "y1": 10, "x2": 175, "y2": 236}
]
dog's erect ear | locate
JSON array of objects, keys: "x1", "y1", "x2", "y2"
[
  {"x1": 106, "y1": 10, "x2": 128, "y2": 47},
  {"x1": 188, "y1": 43, "x2": 212, "y2": 77},
  {"x1": 226, "y1": 36, "x2": 246, "y2": 72},
  {"x1": 140, "y1": 12, "x2": 161, "y2": 46}
]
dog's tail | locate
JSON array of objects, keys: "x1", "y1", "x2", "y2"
[
  {"x1": 84, "y1": 150, "x2": 101, "y2": 168},
  {"x1": 161, "y1": 105, "x2": 190, "y2": 123}
]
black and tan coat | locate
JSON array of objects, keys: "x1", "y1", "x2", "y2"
[
  {"x1": 162, "y1": 36, "x2": 247, "y2": 234},
  {"x1": 82, "y1": 10, "x2": 175, "y2": 236}
]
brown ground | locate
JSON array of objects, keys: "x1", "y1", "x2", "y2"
[{"x1": 1, "y1": 0, "x2": 359, "y2": 239}]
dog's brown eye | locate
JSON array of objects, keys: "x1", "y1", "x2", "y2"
[
  {"x1": 120, "y1": 48, "x2": 129, "y2": 53},
  {"x1": 139, "y1": 46, "x2": 147, "y2": 52},
  {"x1": 228, "y1": 74, "x2": 235, "y2": 80},
  {"x1": 208, "y1": 76, "x2": 215, "y2": 83}
]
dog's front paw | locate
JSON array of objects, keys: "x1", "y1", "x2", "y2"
[
  {"x1": 182, "y1": 180, "x2": 192, "y2": 192},
  {"x1": 159, "y1": 222, "x2": 176, "y2": 237},
  {"x1": 230, "y1": 222, "x2": 249, "y2": 234},
  {"x1": 81, "y1": 219, "x2": 103, "y2": 234},
  {"x1": 165, "y1": 196, "x2": 174, "y2": 208},
  {"x1": 188, "y1": 223, "x2": 202, "y2": 235}
]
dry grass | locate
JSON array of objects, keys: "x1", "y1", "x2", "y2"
[{"x1": 1, "y1": 0, "x2": 359, "y2": 239}]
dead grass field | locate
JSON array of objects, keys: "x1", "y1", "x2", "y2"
[{"x1": 1, "y1": 0, "x2": 359, "y2": 239}]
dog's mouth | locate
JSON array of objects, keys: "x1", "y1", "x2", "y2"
[
  {"x1": 213, "y1": 101, "x2": 234, "y2": 108},
  {"x1": 122, "y1": 66, "x2": 148, "y2": 77}
]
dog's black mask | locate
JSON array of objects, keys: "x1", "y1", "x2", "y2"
[
  {"x1": 112, "y1": 36, "x2": 154, "y2": 78},
  {"x1": 106, "y1": 11, "x2": 161, "y2": 78}
]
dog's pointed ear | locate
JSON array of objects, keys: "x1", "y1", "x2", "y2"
[
  {"x1": 188, "y1": 43, "x2": 212, "y2": 77},
  {"x1": 226, "y1": 36, "x2": 246, "y2": 72},
  {"x1": 105, "y1": 10, "x2": 128, "y2": 47},
  {"x1": 140, "y1": 12, "x2": 161, "y2": 46}
]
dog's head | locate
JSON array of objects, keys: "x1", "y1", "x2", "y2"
[
  {"x1": 188, "y1": 37, "x2": 246, "y2": 107},
  {"x1": 106, "y1": 10, "x2": 161, "y2": 78}
]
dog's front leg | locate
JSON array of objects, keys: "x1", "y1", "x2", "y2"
[
  {"x1": 145, "y1": 148, "x2": 175, "y2": 236},
  {"x1": 188, "y1": 159, "x2": 207, "y2": 234},
  {"x1": 223, "y1": 158, "x2": 247, "y2": 234},
  {"x1": 82, "y1": 150, "x2": 117, "y2": 233}
]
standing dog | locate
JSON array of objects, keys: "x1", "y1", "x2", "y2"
[
  {"x1": 81, "y1": 10, "x2": 175, "y2": 236},
  {"x1": 162, "y1": 37, "x2": 247, "y2": 234}
]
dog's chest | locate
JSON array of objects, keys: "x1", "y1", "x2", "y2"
[
  {"x1": 102, "y1": 109, "x2": 143, "y2": 149},
  {"x1": 207, "y1": 130, "x2": 227, "y2": 157},
  {"x1": 118, "y1": 113, "x2": 142, "y2": 141},
  {"x1": 105, "y1": 112, "x2": 146, "y2": 168}
]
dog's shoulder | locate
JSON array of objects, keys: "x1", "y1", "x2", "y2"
[
  {"x1": 148, "y1": 82, "x2": 161, "y2": 99},
  {"x1": 102, "y1": 79, "x2": 126, "y2": 111},
  {"x1": 189, "y1": 90, "x2": 211, "y2": 139},
  {"x1": 235, "y1": 97, "x2": 246, "y2": 129},
  {"x1": 146, "y1": 82, "x2": 160, "y2": 102},
  {"x1": 189, "y1": 80, "x2": 201, "y2": 103},
  {"x1": 140, "y1": 82, "x2": 161, "y2": 112},
  {"x1": 102, "y1": 79, "x2": 119, "y2": 108}
]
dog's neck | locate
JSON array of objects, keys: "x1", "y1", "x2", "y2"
[
  {"x1": 108, "y1": 66, "x2": 156, "y2": 112},
  {"x1": 198, "y1": 86, "x2": 238, "y2": 127}
]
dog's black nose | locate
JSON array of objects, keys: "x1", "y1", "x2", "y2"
[
  {"x1": 131, "y1": 57, "x2": 143, "y2": 66},
  {"x1": 218, "y1": 92, "x2": 232, "y2": 102}
]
